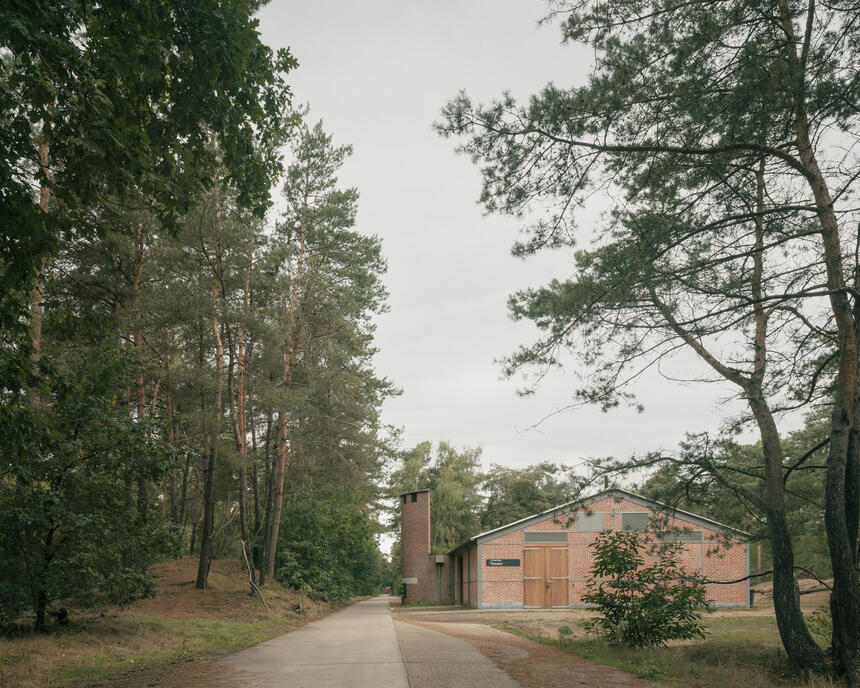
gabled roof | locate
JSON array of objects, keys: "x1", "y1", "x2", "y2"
[{"x1": 448, "y1": 487, "x2": 751, "y2": 555}]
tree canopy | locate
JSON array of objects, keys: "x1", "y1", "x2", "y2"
[
  {"x1": 439, "y1": 0, "x2": 859, "y2": 679},
  {"x1": 2, "y1": 0, "x2": 396, "y2": 626},
  {"x1": 1, "y1": 0, "x2": 296, "y2": 333}
]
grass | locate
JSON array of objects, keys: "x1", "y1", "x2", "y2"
[
  {"x1": 498, "y1": 612, "x2": 835, "y2": 688},
  {"x1": 400, "y1": 601, "x2": 451, "y2": 608},
  {"x1": 0, "y1": 557, "x2": 333, "y2": 688}
]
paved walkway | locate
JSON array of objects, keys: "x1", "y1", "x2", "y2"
[
  {"x1": 212, "y1": 596, "x2": 518, "y2": 687},
  {"x1": 396, "y1": 614, "x2": 519, "y2": 688}
]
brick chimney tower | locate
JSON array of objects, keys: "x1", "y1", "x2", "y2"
[{"x1": 400, "y1": 489, "x2": 435, "y2": 602}]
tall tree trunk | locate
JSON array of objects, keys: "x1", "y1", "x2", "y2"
[
  {"x1": 165, "y1": 360, "x2": 178, "y2": 523},
  {"x1": 226, "y1": 257, "x2": 253, "y2": 585},
  {"x1": 776, "y1": 3, "x2": 860, "y2": 678},
  {"x1": 648, "y1": 163, "x2": 827, "y2": 674},
  {"x1": 262, "y1": 191, "x2": 309, "y2": 582},
  {"x1": 264, "y1": 411, "x2": 289, "y2": 581},
  {"x1": 189, "y1": 520, "x2": 197, "y2": 556},
  {"x1": 22, "y1": 140, "x2": 50, "y2": 623},
  {"x1": 258, "y1": 410, "x2": 274, "y2": 582},
  {"x1": 30, "y1": 138, "x2": 50, "y2": 380},
  {"x1": 33, "y1": 525, "x2": 55, "y2": 632},
  {"x1": 752, "y1": 398, "x2": 827, "y2": 673},
  {"x1": 251, "y1": 402, "x2": 261, "y2": 538},
  {"x1": 748, "y1": 163, "x2": 826, "y2": 673},
  {"x1": 196, "y1": 284, "x2": 224, "y2": 589},
  {"x1": 195, "y1": 444, "x2": 216, "y2": 587},
  {"x1": 132, "y1": 223, "x2": 149, "y2": 523},
  {"x1": 179, "y1": 447, "x2": 190, "y2": 529}
]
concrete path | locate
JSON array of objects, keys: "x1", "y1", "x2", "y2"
[
  {"x1": 213, "y1": 596, "x2": 518, "y2": 688},
  {"x1": 395, "y1": 616, "x2": 520, "y2": 688},
  {"x1": 215, "y1": 597, "x2": 406, "y2": 687}
]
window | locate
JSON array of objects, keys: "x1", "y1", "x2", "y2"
[
  {"x1": 622, "y1": 513, "x2": 650, "y2": 531},
  {"x1": 523, "y1": 531, "x2": 568, "y2": 544},
  {"x1": 658, "y1": 530, "x2": 703, "y2": 544},
  {"x1": 575, "y1": 513, "x2": 606, "y2": 532}
]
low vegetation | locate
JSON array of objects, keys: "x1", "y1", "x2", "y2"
[
  {"x1": 583, "y1": 529, "x2": 708, "y2": 647},
  {"x1": 0, "y1": 557, "x2": 331, "y2": 688},
  {"x1": 500, "y1": 610, "x2": 833, "y2": 688}
]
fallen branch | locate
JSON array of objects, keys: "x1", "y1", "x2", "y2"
[
  {"x1": 792, "y1": 566, "x2": 832, "y2": 591},
  {"x1": 702, "y1": 565, "x2": 832, "y2": 590},
  {"x1": 241, "y1": 539, "x2": 269, "y2": 612}
]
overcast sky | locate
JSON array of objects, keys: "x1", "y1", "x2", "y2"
[{"x1": 256, "y1": 1, "x2": 748, "y2": 473}]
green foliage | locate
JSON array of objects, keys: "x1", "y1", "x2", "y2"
[
  {"x1": 1, "y1": 0, "x2": 297, "y2": 332},
  {"x1": 388, "y1": 441, "x2": 484, "y2": 555},
  {"x1": 439, "y1": 1, "x2": 860, "y2": 674},
  {"x1": 481, "y1": 462, "x2": 580, "y2": 530},
  {"x1": 2, "y1": 2, "x2": 398, "y2": 634},
  {"x1": 583, "y1": 529, "x2": 708, "y2": 648},
  {"x1": 806, "y1": 608, "x2": 831, "y2": 646},
  {"x1": 638, "y1": 420, "x2": 831, "y2": 578},
  {"x1": 275, "y1": 484, "x2": 387, "y2": 603},
  {"x1": 0, "y1": 0, "x2": 303, "y2": 627},
  {"x1": 0, "y1": 337, "x2": 175, "y2": 626}
]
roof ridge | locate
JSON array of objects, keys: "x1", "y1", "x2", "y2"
[{"x1": 448, "y1": 486, "x2": 751, "y2": 555}]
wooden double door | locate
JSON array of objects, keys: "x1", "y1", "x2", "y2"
[{"x1": 523, "y1": 545, "x2": 569, "y2": 608}]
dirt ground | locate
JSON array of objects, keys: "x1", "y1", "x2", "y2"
[
  {"x1": 124, "y1": 558, "x2": 334, "y2": 688},
  {"x1": 154, "y1": 579, "x2": 828, "y2": 688},
  {"x1": 0, "y1": 557, "x2": 332, "y2": 688},
  {"x1": 133, "y1": 557, "x2": 327, "y2": 621},
  {"x1": 392, "y1": 577, "x2": 830, "y2": 638},
  {"x1": 393, "y1": 604, "x2": 659, "y2": 687}
]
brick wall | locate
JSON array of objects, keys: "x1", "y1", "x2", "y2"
[
  {"x1": 400, "y1": 490, "x2": 437, "y2": 603},
  {"x1": 468, "y1": 543, "x2": 478, "y2": 607},
  {"x1": 475, "y1": 493, "x2": 748, "y2": 607},
  {"x1": 404, "y1": 490, "x2": 748, "y2": 608},
  {"x1": 481, "y1": 530, "x2": 523, "y2": 606}
]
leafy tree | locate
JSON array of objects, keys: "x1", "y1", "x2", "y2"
[
  {"x1": 481, "y1": 462, "x2": 578, "y2": 530},
  {"x1": 388, "y1": 441, "x2": 484, "y2": 556},
  {"x1": 0, "y1": 336, "x2": 174, "y2": 629},
  {"x1": 258, "y1": 121, "x2": 394, "y2": 583},
  {"x1": 638, "y1": 419, "x2": 831, "y2": 579},
  {"x1": 583, "y1": 529, "x2": 708, "y2": 648},
  {"x1": 439, "y1": 0, "x2": 859, "y2": 678},
  {"x1": 2, "y1": 0, "x2": 398, "y2": 623},
  {"x1": 1, "y1": 0, "x2": 304, "y2": 628},
  {"x1": 275, "y1": 483, "x2": 387, "y2": 602},
  {"x1": 1, "y1": 0, "x2": 296, "y2": 332}
]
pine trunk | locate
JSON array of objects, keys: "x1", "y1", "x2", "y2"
[
  {"x1": 196, "y1": 284, "x2": 225, "y2": 589},
  {"x1": 166, "y1": 365, "x2": 178, "y2": 523},
  {"x1": 258, "y1": 411, "x2": 274, "y2": 582},
  {"x1": 227, "y1": 259, "x2": 253, "y2": 583},
  {"x1": 262, "y1": 192, "x2": 309, "y2": 582}
]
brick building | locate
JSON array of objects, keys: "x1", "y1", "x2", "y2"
[{"x1": 400, "y1": 487, "x2": 750, "y2": 608}]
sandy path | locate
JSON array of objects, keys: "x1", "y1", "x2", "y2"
[{"x1": 395, "y1": 616, "x2": 660, "y2": 688}]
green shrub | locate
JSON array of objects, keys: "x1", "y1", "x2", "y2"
[
  {"x1": 274, "y1": 484, "x2": 387, "y2": 603},
  {"x1": 583, "y1": 529, "x2": 707, "y2": 647},
  {"x1": 805, "y1": 607, "x2": 831, "y2": 644}
]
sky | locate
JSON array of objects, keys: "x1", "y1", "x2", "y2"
[{"x1": 256, "y1": 1, "x2": 747, "y2": 474}]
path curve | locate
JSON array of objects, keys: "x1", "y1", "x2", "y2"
[
  {"x1": 395, "y1": 615, "x2": 659, "y2": 688},
  {"x1": 157, "y1": 596, "x2": 659, "y2": 688}
]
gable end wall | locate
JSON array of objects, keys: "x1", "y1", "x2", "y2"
[{"x1": 477, "y1": 495, "x2": 748, "y2": 608}]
